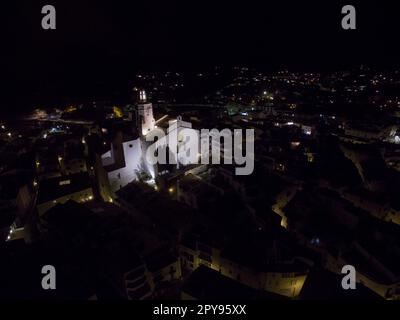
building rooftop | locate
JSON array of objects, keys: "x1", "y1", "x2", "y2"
[
  {"x1": 41, "y1": 200, "x2": 93, "y2": 235},
  {"x1": 220, "y1": 229, "x2": 309, "y2": 273},
  {"x1": 300, "y1": 268, "x2": 383, "y2": 300},
  {"x1": 183, "y1": 265, "x2": 287, "y2": 300},
  {"x1": 116, "y1": 182, "x2": 196, "y2": 235},
  {"x1": 37, "y1": 172, "x2": 91, "y2": 204},
  {"x1": 145, "y1": 250, "x2": 178, "y2": 273},
  {"x1": 0, "y1": 169, "x2": 33, "y2": 200}
]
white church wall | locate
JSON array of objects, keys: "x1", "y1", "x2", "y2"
[
  {"x1": 107, "y1": 139, "x2": 143, "y2": 193},
  {"x1": 138, "y1": 103, "x2": 155, "y2": 136}
]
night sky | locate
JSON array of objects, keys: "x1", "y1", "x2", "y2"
[{"x1": 2, "y1": 0, "x2": 400, "y2": 114}]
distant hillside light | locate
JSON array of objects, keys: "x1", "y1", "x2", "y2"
[
  {"x1": 113, "y1": 106, "x2": 123, "y2": 118},
  {"x1": 65, "y1": 105, "x2": 77, "y2": 113},
  {"x1": 59, "y1": 179, "x2": 71, "y2": 186}
]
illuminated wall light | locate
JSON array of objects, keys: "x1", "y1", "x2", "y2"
[
  {"x1": 139, "y1": 90, "x2": 147, "y2": 101},
  {"x1": 168, "y1": 187, "x2": 174, "y2": 194},
  {"x1": 7, "y1": 132, "x2": 12, "y2": 137}
]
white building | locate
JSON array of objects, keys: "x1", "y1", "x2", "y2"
[
  {"x1": 101, "y1": 94, "x2": 159, "y2": 194},
  {"x1": 101, "y1": 97, "x2": 203, "y2": 194},
  {"x1": 101, "y1": 137, "x2": 143, "y2": 194}
]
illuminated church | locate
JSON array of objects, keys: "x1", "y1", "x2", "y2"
[{"x1": 100, "y1": 91, "x2": 197, "y2": 195}]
